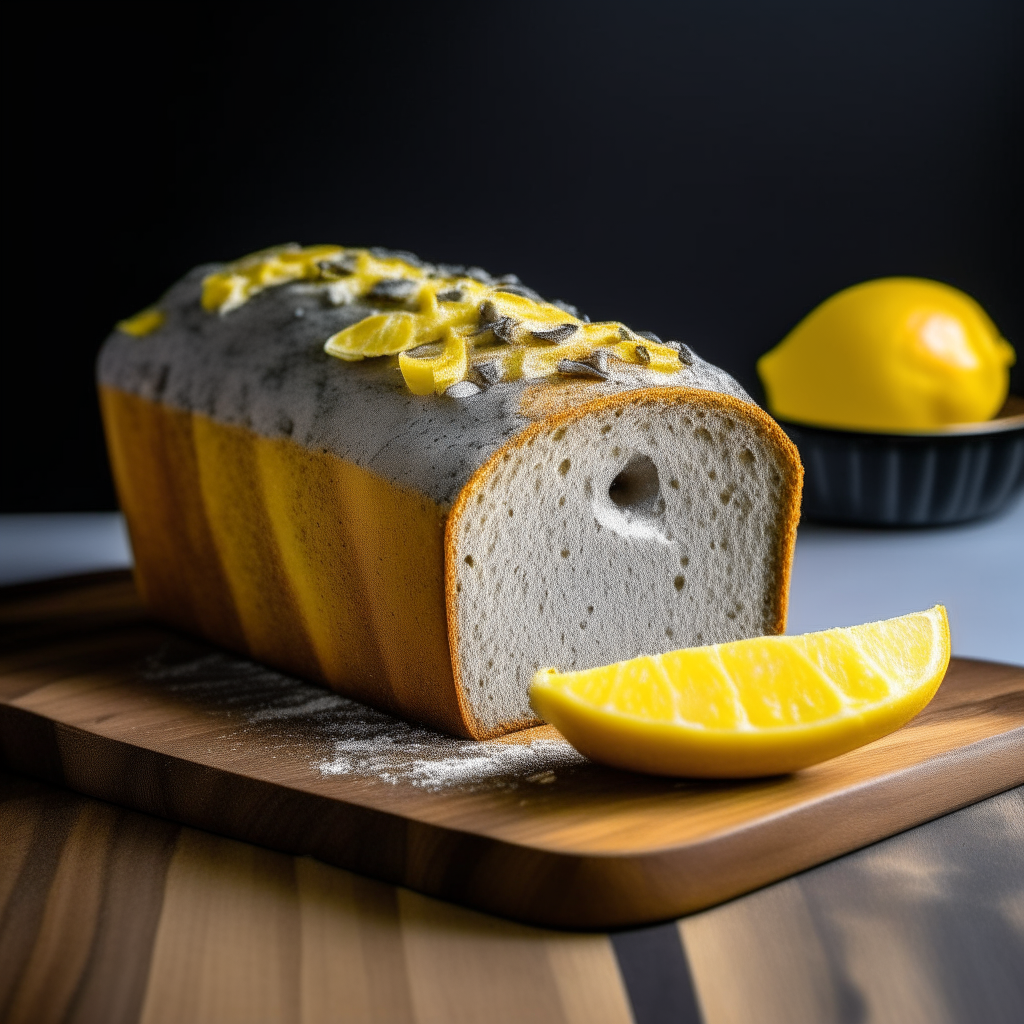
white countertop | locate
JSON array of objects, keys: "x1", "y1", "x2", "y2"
[
  {"x1": 786, "y1": 491, "x2": 1024, "y2": 666},
  {"x1": 2, "y1": 495, "x2": 1022, "y2": 665}
]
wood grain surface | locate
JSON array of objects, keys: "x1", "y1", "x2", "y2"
[
  {"x1": 3, "y1": 771, "x2": 1021, "y2": 1024},
  {"x1": 1, "y1": 572, "x2": 1022, "y2": 929},
  {"x1": 0, "y1": 770, "x2": 635, "y2": 1024}
]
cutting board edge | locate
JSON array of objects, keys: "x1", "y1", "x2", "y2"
[{"x1": 1, "y1": 700, "x2": 1021, "y2": 930}]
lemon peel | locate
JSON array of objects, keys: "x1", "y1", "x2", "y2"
[
  {"x1": 758, "y1": 278, "x2": 1015, "y2": 431},
  {"x1": 529, "y1": 606, "x2": 950, "y2": 777}
]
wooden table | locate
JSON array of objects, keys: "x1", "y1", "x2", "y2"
[{"x1": 2, "y1": 770, "x2": 1022, "y2": 1024}]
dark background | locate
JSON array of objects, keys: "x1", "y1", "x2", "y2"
[{"x1": 4, "y1": 0, "x2": 1021, "y2": 511}]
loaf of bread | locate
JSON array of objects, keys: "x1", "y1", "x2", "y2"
[{"x1": 98, "y1": 245, "x2": 803, "y2": 739}]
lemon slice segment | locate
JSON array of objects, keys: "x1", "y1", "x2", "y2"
[
  {"x1": 529, "y1": 607, "x2": 950, "y2": 777},
  {"x1": 325, "y1": 312, "x2": 420, "y2": 361}
]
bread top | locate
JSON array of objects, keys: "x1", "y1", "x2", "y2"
[{"x1": 98, "y1": 247, "x2": 755, "y2": 507}]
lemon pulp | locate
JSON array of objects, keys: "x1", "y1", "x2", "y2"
[
  {"x1": 758, "y1": 278, "x2": 1015, "y2": 432},
  {"x1": 529, "y1": 606, "x2": 950, "y2": 777}
]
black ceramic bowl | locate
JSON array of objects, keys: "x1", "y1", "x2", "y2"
[{"x1": 778, "y1": 395, "x2": 1024, "y2": 527}]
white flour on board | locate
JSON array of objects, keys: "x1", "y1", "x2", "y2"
[{"x1": 142, "y1": 645, "x2": 588, "y2": 792}]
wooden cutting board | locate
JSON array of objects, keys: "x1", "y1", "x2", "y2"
[{"x1": 2, "y1": 571, "x2": 1022, "y2": 929}]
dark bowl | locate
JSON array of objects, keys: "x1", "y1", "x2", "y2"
[{"x1": 777, "y1": 395, "x2": 1024, "y2": 527}]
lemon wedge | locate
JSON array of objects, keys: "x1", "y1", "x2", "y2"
[{"x1": 529, "y1": 607, "x2": 950, "y2": 777}]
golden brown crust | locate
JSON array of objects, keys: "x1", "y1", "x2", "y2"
[
  {"x1": 100, "y1": 386, "x2": 250, "y2": 649},
  {"x1": 444, "y1": 387, "x2": 803, "y2": 739},
  {"x1": 102, "y1": 385, "x2": 470, "y2": 737}
]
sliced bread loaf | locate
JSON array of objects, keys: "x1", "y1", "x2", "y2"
[{"x1": 98, "y1": 246, "x2": 802, "y2": 738}]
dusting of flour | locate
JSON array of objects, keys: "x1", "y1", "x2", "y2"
[{"x1": 142, "y1": 644, "x2": 587, "y2": 792}]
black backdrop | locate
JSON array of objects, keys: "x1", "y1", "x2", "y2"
[{"x1": 4, "y1": 0, "x2": 1021, "y2": 511}]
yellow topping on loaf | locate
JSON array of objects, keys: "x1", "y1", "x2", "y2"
[
  {"x1": 201, "y1": 244, "x2": 353, "y2": 313},
  {"x1": 117, "y1": 308, "x2": 166, "y2": 337},
  {"x1": 384, "y1": 293, "x2": 680, "y2": 396},
  {"x1": 200, "y1": 244, "x2": 683, "y2": 395}
]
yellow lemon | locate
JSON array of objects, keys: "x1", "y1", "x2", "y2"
[
  {"x1": 529, "y1": 607, "x2": 949, "y2": 777},
  {"x1": 758, "y1": 279, "x2": 1015, "y2": 431}
]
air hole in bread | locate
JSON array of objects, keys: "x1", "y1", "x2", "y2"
[{"x1": 609, "y1": 455, "x2": 661, "y2": 513}]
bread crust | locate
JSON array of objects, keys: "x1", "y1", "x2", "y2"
[{"x1": 101, "y1": 385, "x2": 470, "y2": 734}]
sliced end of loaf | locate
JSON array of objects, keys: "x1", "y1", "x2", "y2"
[{"x1": 445, "y1": 387, "x2": 802, "y2": 738}]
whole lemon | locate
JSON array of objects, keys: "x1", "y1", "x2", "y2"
[{"x1": 757, "y1": 278, "x2": 1016, "y2": 432}]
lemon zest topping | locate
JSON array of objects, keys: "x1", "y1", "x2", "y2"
[
  {"x1": 117, "y1": 308, "x2": 166, "y2": 337},
  {"x1": 201, "y1": 244, "x2": 684, "y2": 395},
  {"x1": 201, "y1": 244, "x2": 349, "y2": 314}
]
